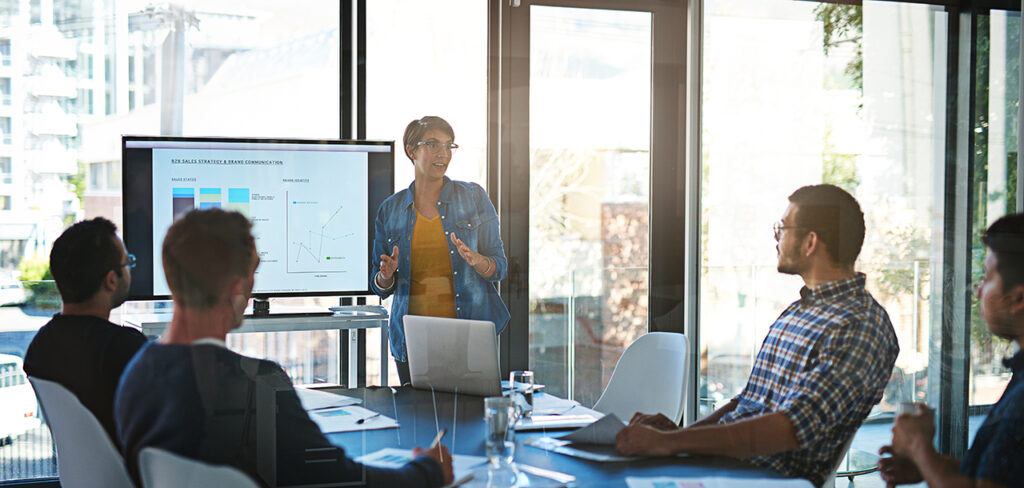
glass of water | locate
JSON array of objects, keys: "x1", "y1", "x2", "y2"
[
  {"x1": 484, "y1": 396, "x2": 520, "y2": 467},
  {"x1": 509, "y1": 370, "x2": 534, "y2": 418}
]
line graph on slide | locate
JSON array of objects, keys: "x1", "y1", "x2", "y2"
[{"x1": 286, "y1": 191, "x2": 356, "y2": 274}]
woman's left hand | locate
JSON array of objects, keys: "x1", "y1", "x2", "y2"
[
  {"x1": 451, "y1": 233, "x2": 494, "y2": 277},
  {"x1": 450, "y1": 233, "x2": 485, "y2": 267}
]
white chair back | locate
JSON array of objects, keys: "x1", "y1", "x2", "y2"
[
  {"x1": 139, "y1": 447, "x2": 259, "y2": 488},
  {"x1": 822, "y1": 434, "x2": 856, "y2": 488},
  {"x1": 593, "y1": 332, "x2": 688, "y2": 423},
  {"x1": 28, "y1": 376, "x2": 134, "y2": 488}
]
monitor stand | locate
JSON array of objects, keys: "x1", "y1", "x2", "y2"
[{"x1": 253, "y1": 297, "x2": 271, "y2": 316}]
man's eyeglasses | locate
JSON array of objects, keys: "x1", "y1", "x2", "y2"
[
  {"x1": 124, "y1": 253, "x2": 137, "y2": 269},
  {"x1": 772, "y1": 221, "x2": 806, "y2": 241},
  {"x1": 416, "y1": 141, "x2": 459, "y2": 153}
]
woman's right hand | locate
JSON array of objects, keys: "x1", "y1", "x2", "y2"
[{"x1": 379, "y1": 246, "x2": 399, "y2": 281}]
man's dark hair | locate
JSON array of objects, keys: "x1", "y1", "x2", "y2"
[
  {"x1": 49, "y1": 217, "x2": 123, "y2": 303},
  {"x1": 402, "y1": 115, "x2": 455, "y2": 163},
  {"x1": 982, "y1": 213, "x2": 1024, "y2": 291},
  {"x1": 162, "y1": 208, "x2": 255, "y2": 309},
  {"x1": 788, "y1": 184, "x2": 865, "y2": 267}
]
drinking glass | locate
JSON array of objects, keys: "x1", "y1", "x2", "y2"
[
  {"x1": 509, "y1": 370, "x2": 535, "y2": 418},
  {"x1": 896, "y1": 402, "x2": 916, "y2": 416},
  {"x1": 484, "y1": 396, "x2": 520, "y2": 467}
]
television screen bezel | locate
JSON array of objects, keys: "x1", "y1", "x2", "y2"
[{"x1": 121, "y1": 134, "x2": 395, "y2": 301}]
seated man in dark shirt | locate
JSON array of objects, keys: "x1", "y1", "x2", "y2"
[
  {"x1": 879, "y1": 213, "x2": 1024, "y2": 488},
  {"x1": 23, "y1": 217, "x2": 148, "y2": 445},
  {"x1": 115, "y1": 209, "x2": 453, "y2": 487}
]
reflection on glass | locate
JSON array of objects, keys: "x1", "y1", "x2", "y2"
[
  {"x1": 1, "y1": 1, "x2": 341, "y2": 481},
  {"x1": 700, "y1": 1, "x2": 946, "y2": 456},
  {"x1": 366, "y1": 0, "x2": 487, "y2": 384},
  {"x1": 366, "y1": 0, "x2": 488, "y2": 190},
  {"x1": 969, "y1": 11, "x2": 1019, "y2": 407},
  {"x1": 527, "y1": 6, "x2": 651, "y2": 406}
]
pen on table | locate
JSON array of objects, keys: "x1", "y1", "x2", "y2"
[
  {"x1": 309, "y1": 404, "x2": 349, "y2": 412},
  {"x1": 355, "y1": 411, "x2": 382, "y2": 424},
  {"x1": 429, "y1": 427, "x2": 447, "y2": 449},
  {"x1": 429, "y1": 428, "x2": 448, "y2": 463}
]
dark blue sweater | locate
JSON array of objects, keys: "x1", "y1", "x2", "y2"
[{"x1": 115, "y1": 342, "x2": 443, "y2": 487}]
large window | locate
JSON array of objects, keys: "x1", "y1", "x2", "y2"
[
  {"x1": 526, "y1": 6, "x2": 652, "y2": 405},
  {"x1": 699, "y1": 0, "x2": 948, "y2": 458},
  {"x1": 366, "y1": 0, "x2": 488, "y2": 191},
  {"x1": 0, "y1": 0, "x2": 340, "y2": 482},
  {"x1": 969, "y1": 9, "x2": 1019, "y2": 409},
  {"x1": 366, "y1": 0, "x2": 488, "y2": 384}
]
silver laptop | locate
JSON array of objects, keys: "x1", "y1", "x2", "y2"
[{"x1": 404, "y1": 315, "x2": 502, "y2": 397}]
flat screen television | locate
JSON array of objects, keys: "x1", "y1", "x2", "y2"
[{"x1": 122, "y1": 136, "x2": 395, "y2": 300}]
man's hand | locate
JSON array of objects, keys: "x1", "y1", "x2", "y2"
[
  {"x1": 616, "y1": 424, "x2": 676, "y2": 456},
  {"x1": 413, "y1": 444, "x2": 454, "y2": 486},
  {"x1": 891, "y1": 404, "x2": 935, "y2": 459},
  {"x1": 877, "y1": 446, "x2": 924, "y2": 487},
  {"x1": 629, "y1": 412, "x2": 679, "y2": 431}
]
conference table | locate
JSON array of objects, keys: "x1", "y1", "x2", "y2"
[{"x1": 322, "y1": 386, "x2": 788, "y2": 487}]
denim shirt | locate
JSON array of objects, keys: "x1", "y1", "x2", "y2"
[{"x1": 369, "y1": 177, "x2": 510, "y2": 362}]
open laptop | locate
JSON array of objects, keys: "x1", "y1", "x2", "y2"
[{"x1": 404, "y1": 315, "x2": 502, "y2": 397}]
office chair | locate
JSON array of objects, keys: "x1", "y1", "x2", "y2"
[
  {"x1": 28, "y1": 376, "x2": 135, "y2": 488},
  {"x1": 593, "y1": 332, "x2": 688, "y2": 424},
  {"x1": 138, "y1": 447, "x2": 259, "y2": 488}
]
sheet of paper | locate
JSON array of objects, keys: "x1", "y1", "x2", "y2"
[
  {"x1": 556, "y1": 413, "x2": 626, "y2": 445},
  {"x1": 356, "y1": 447, "x2": 486, "y2": 487},
  {"x1": 295, "y1": 387, "x2": 361, "y2": 411},
  {"x1": 625, "y1": 477, "x2": 813, "y2": 488},
  {"x1": 532, "y1": 392, "x2": 579, "y2": 415},
  {"x1": 501, "y1": 380, "x2": 546, "y2": 392},
  {"x1": 308, "y1": 405, "x2": 397, "y2": 433},
  {"x1": 513, "y1": 402, "x2": 602, "y2": 432},
  {"x1": 524, "y1": 436, "x2": 639, "y2": 463},
  {"x1": 513, "y1": 412, "x2": 600, "y2": 432}
]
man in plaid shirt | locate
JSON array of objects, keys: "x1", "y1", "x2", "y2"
[{"x1": 617, "y1": 184, "x2": 899, "y2": 487}]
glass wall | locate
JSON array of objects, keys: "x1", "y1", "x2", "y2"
[
  {"x1": 969, "y1": 10, "x2": 1019, "y2": 410},
  {"x1": 366, "y1": 0, "x2": 488, "y2": 191},
  {"x1": 366, "y1": 0, "x2": 487, "y2": 384},
  {"x1": 699, "y1": 0, "x2": 947, "y2": 459},
  {"x1": 0, "y1": 0, "x2": 340, "y2": 481},
  {"x1": 526, "y1": 6, "x2": 652, "y2": 406}
]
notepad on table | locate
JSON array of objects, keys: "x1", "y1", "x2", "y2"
[
  {"x1": 357, "y1": 447, "x2": 486, "y2": 487},
  {"x1": 308, "y1": 405, "x2": 397, "y2": 433},
  {"x1": 295, "y1": 387, "x2": 361, "y2": 411}
]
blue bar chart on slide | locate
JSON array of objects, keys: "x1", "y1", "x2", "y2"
[
  {"x1": 199, "y1": 188, "x2": 222, "y2": 209},
  {"x1": 227, "y1": 188, "x2": 250, "y2": 217},
  {"x1": 172, "y1": 188, "x2": 194, "y2": 220},
  {"x1": 286, "y1": 190, "x2": 357, "y2": 274}
]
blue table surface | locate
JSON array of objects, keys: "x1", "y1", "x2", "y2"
[{"x1": 323, "y1": 386, "x2": 789, "y2": 487}]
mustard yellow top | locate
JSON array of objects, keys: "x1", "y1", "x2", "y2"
[{"x1": 407, "y1": 210, "x2": 457, "y2": 318}]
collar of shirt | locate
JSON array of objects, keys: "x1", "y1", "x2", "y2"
[
  {"x1": 1003, "y1": 349, "x2": 1024, "y2": 372},
  {"x1": 799, "y1": 272, "x2": 867, "y2": 305},
  {"x1": 192, "y1": 337, "x2": 227, "y2": 349},
  {"x1": 401, "y1": 176, "x2": 453, "y2": 208}
]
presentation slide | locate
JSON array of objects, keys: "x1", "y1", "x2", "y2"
[{"x1": 150, "y1": 148, "x2": 369, "y2": 295}]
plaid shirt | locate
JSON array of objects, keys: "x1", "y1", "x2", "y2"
[{"x1": 719, "y1": 273, "x2": 899, "y2": 487}]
